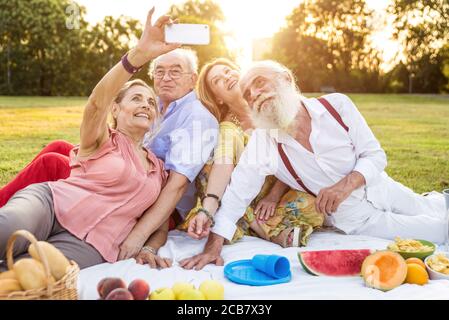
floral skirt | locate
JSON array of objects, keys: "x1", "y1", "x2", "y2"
[{"x1": 178, "y1": 176, "x2": 324, "y2": 246}]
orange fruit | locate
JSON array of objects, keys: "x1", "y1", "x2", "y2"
[
  {"x1": 405, "y1": 257, "x2": 426, "y2": 270},
  {"x1": 405, "y1": 263, "x2": 429, "y2": 285}
]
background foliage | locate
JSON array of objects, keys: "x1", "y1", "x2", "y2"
[{"x1": 0, "y1": 0, "x2": 448, "y2": 95}]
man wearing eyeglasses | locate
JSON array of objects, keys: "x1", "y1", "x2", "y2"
[{"x1": 118, "y1": 48, "x2": 218, "y2": 267}]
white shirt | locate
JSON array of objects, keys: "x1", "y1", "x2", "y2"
[{"x1": 212, "y1": 93, "x2": 388, "y2": 241}]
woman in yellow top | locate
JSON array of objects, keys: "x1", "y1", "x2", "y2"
[{"x1": 178, "y1": 58, "x2": 324, "y2": 247}]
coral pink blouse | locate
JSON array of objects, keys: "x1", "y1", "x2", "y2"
[{"x1": 49, "y1": 129, "x2": 168, "y2": 263}]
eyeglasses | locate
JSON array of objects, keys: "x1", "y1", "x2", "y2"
[{"x1": 153, "y1": 69, "x2": 191, "y2": 80}]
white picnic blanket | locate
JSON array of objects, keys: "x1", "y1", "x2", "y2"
[{"x1": 78, "y1": 230, "x2": 449, "y2": 300}]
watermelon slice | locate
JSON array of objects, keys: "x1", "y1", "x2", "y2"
[{"x1": 298, "y1": 249, "x2": 372, "y2": 277}]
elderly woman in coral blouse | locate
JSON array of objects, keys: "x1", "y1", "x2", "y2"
[{"x1": 0, "y1": 8, "x2": 179, "y2": 270}]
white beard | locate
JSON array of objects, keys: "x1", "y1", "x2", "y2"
[{"x1": 250, "y1": 81, "x2": 301, "y2": 131}]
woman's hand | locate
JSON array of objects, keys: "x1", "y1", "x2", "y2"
[
  {"x1": 129, "y1": 7, "x2": 181, "y2": 66},
  {"x1": 187, "y1": 211, "x2": 212, "y2": 240},
  {"x1": 118, "y1": 232, "x2": 147, "y2": 261},
  {"x1": 135, "y1": 250, "x2": 172, "y2": 269},
  {"x1": 254, "y1": 194, "x2": 280, "y2": 222}
]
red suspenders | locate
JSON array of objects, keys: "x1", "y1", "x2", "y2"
[
  {"x1": 278, "y1": 97, "x2": 349, "y2": 197},
  {"x1": 317, "y1": 97, "x2": 349, "y2": 132}
]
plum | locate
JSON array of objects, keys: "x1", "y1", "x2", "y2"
[
  {"x1": 105, "y1": 288, "x2": 134, "y2": 300},
  {"x1": 128, "y1": 279, "x2": 150, "y2": 300}
]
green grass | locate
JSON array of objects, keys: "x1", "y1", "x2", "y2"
[{"x1": 0, "y1": 94, "x2": 448, "y2": 193}]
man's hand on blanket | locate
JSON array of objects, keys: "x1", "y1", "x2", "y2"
[
  {"x1": 179, "y1": 233, "x2": 225, "y2": 270},
  {"x1": 187, "y1": 212, "x2": 211, "y2": 240},
  {"x1": 179, "y1": 251, "x2": 224, "y2": 270},
  {"x1": 315, "y1": 171, "x2": 366, "y2": 215},
  {"x1": 135, "y1": 250, "x2": 172, "y2": 269}
]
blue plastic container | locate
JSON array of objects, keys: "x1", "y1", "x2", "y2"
[
  {"x1": 224, "y1": 254, "x2": 291, "y2": 286},
  {"x1": 251, "y1": 255, "x2": 290, "y2": 279}
]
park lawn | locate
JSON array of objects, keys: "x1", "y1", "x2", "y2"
[{"x1": 0, "y1": 94, "x2": 448, "y2": 193}]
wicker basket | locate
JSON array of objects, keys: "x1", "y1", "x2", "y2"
[{"x1": 0, "y1": 230, "x2": 79, "y2": 300}]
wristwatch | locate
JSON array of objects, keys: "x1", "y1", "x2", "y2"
[{"x1": 121, "y1": 52, "x2": 143, "y2": 74}]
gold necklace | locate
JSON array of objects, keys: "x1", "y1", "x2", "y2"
[{"x1": 228, "y1": 112, "x2": 241, "y2": 127}]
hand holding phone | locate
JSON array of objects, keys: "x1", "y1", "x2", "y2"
[{"x1": 165, "y1": 24, "x2": 210, "y2": 45}]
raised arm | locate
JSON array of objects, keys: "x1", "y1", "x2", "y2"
[{"x1": 78, "y1": 8, "x2": 180, "y2": 156}]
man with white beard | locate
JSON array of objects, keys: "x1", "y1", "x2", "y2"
[{"x1": 179, "y1": 60, "x2": 447, "y2": 270}]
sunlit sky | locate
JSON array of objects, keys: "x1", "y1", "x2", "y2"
[{"x1": 76, "y1": 0, "x2": 399, "y2": 70}]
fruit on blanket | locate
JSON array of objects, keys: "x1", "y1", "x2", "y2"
[
  {"x1": 405, "y1": 257, "x2": 426, "y2": 270},
  {"x1": 13, "y1": 258, "x2": 54, "y2": 290},
  {"x1": 0, "y1": 270, "x2": 17, "y2": 280},
  {"x1": 199, "y1": 280, "x2": 224, "y2": 300},
  {"x1": 405, "y1": 263, "x2": 429, "y2": 285},
  {"x1": 172, "y1": 282, "x2": 195, "y2": 299},
  {"x1": 0, "y1": 279, "x2": 23, "y2": 294},
  {"x1": 128, "y1": 279, "x2": 150, "y2": 300},
  {"x1": 98, "y1": 278, "x2": 127, "y2": 299},
  {"x1": 149, "y1": 287, "x2": 175, "y2": 300},
  {"x1": 28, "y1": 241, "x2": 70, "y2": 280},
  {"x1": 105, "y1": 288, "x2": 134, "y2": 300},
  {"x1": 97, "y1": 278, "x2": 108, "y2": 298},
  {"x1": 178, "y1": 288, "x2": 206, "y2": 300},
  {"x1": 361, "y1": 251, "x2": 407, "y2": 291},
  {"x1": 298, "y1": 249, "x2": 372, "y2": 276}
]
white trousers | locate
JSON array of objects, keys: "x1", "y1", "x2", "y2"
[{"x1": 331, "y1": 177, "x2": 448, "y2": 244}]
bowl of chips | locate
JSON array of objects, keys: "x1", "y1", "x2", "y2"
[
  {"x1": 387, "y1": 237, "x2": 435, "y2": 260},
  {"x1": 425, "y1": 253, "x2": 449, "y2": 280}
]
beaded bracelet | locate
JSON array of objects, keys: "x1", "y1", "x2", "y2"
[
  {"x1": 201, "y1": 193, "x2": 222, "y2": 208},
  {"x1": 198, "y1": 207, "x2": 215, "y2": 227}
]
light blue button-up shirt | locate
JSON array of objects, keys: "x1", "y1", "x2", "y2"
[{"x1": 144, "y1": 91, "x2": 218, "y2": 217}]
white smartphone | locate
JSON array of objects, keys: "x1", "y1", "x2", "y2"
[{"x1": 165, "y1": 24, "x2": 210, "y2": 45}]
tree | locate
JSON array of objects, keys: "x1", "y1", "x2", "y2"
[
  {"x1": 388, "y1": 0, "x2": 449, "y2": 93},
  {"x1": 84, "y1": 15, "x2": 145, "y2": 94},
  {"x1": 0, "y1": 0, "x2": 146, "y2": 96},
  {"x1": 0, "y1": 0, "x2": 90, "y2": 95},
  {"x1": 167, "y1": 0, "x2": 233, "y2": 69},
  {"x1": 269, "y1": 0, "x2": 383, "y2": 92}
]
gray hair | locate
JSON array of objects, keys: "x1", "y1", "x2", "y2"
[
  {"x1": 149, "y1": 48, "x2": 199, "y2": 79},
  {"x1": 239, "y1": 60, "x2": 299, "y2": 94}
]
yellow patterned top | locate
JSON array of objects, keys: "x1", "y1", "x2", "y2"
[{"x1": 213, "y1": 121, "x2": 250, "y2": 165}]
